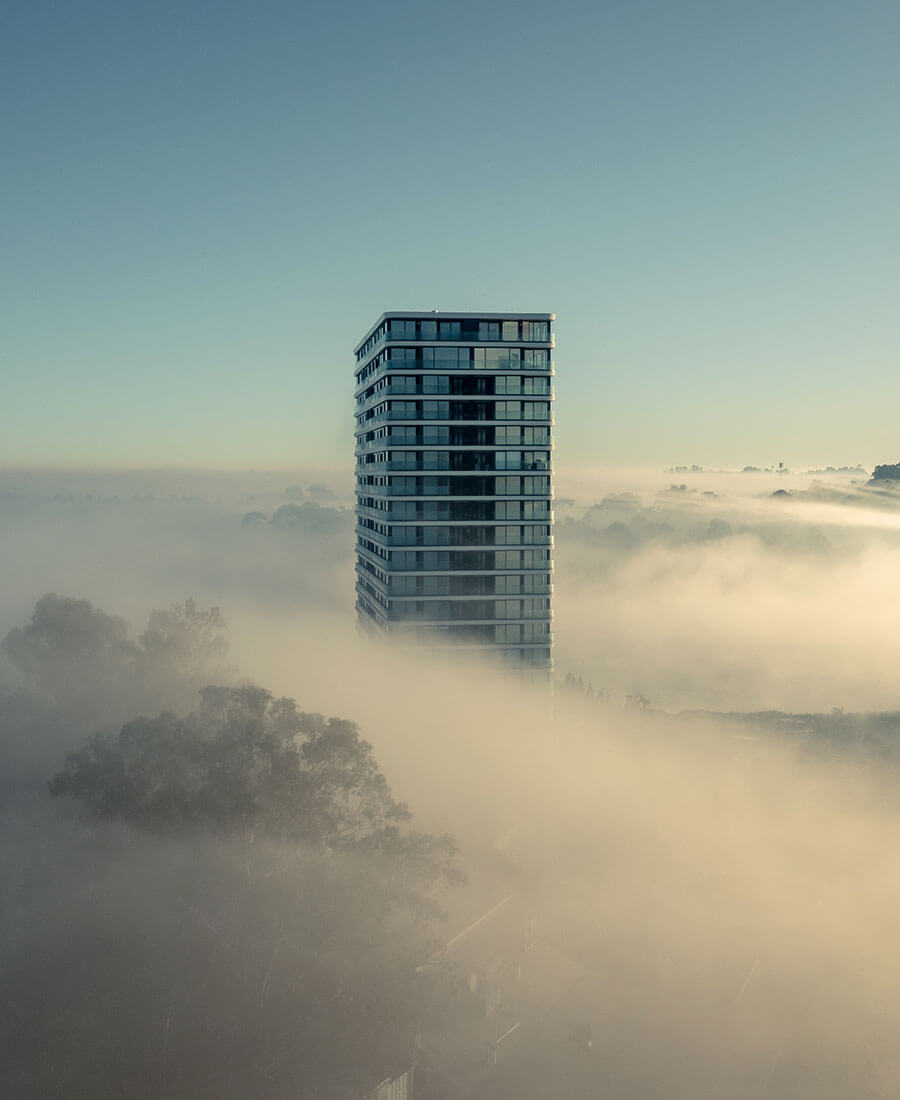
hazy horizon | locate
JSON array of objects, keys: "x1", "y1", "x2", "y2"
[{"x1": 5, "y1": 460, "x2": 900, "y2": 1096}]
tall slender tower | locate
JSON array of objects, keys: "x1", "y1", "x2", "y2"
[{"x1": 354, "y1": 312, "x2": 554, "y2": 676}]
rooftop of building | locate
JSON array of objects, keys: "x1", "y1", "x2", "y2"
[{"x1": 354, "y1": 311, "x2": 555, "y2": 355}]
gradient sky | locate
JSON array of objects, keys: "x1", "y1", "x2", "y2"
[{"x1": 2, "y1": 0, "x2": 898, "y2": 471}]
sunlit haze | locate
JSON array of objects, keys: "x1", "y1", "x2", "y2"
[{"x1": 4, "y1": 3, "x2": 900, "y2": 1098}]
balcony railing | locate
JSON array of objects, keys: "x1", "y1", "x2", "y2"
[
  {"x1": 356, "y1": 409, "x2": 555, "y2": 427},
  {"x1": 385, "y1": 583, "x2": 554, "y2": 598},
  {"x1": 354, "y1": 361, "x2": 555, "y2": 397},
  {"x1": 358, "y1": 459, "x2": 552, "y2": 474},
  {"x1": 387, "y1": 607, "x2": 552, "y2": 623},
  {"x1": 356, "y1": 383, "x2": 553, "y2": 403},
  {"x1": 355, "y1": 504, "x2": 552, "y2": 524},
  {"x1": 384, "y1": 329, "x2": 553, "y2": 345},
  {"x1": 355, "y1": 440, "x2": 552, "y2": 457},
  {"x1": 355, "y1": 546, "x2": 553, "y2": 572},
  {"x1": 355, "y1": 482, "x2": 553, "y2": 497},
  {"x1": 355, "y1": 524, "x2": 553, "y2": 548}
]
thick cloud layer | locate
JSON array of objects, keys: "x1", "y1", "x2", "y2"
[{"x1": 3, "y1": 465, "x2": 900, "y2": 1097}]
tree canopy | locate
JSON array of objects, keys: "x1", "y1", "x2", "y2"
[
  {"x1": 50, "y1": 683, "x2": 460, "y2": 900},
  {"x1": 1, "y1": 594, "x2": 229, "y2": 724}
]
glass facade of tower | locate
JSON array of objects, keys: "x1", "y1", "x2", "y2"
[{"x1": 354, "y1": 312, "x2": 554, "y2": 673}]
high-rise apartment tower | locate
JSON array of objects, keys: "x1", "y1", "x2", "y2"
[{"x1": 354, "y1": 312, "x2": 554, "y2": 674}]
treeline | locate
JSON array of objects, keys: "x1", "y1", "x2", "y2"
[{"x1": 241, "y1": 500, "x2": 350, "y2": 533}]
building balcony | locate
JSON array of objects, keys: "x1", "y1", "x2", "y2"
[
  {"x1": 356, "y1": 409, "x2": 555, "y2": 427},
  {"x1": 355, "y1": 545, "x2": 553, "y2": 573},
  {"x1": 382, "y1": 585, "x2": 550, "y2": 602},
  {"x1": 354, "y1": 440, "x2": 553, "y2": 457},
  {"x1": 381, "y1": 331, "x2": 554, "y2": 346},
  {"x1": 356, "y1": 383, "x2": 553, "y2": 404},
  {"x1": 357, "y1": 459, "x2": 552, "y2": 474},
  {"x1": 382, "y1": 583, "x2": 554, "y2": 598},
  {"x1": 355, "y1": 504, "x2": 552, "y2": 524},
  {"x1": 355, "y1": 524, "x2": 554, "y2": 549},
  {"x1": 355, "y1": 484, "x2": 552, "y2": 498},
  {"x1": 387, "y1": 606, "x2": 552, "y2": 623},
  {"x1": 354, "y1": 362, "x2": 555, "y2": 397}
]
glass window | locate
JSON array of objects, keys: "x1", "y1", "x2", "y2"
[
  {"x1": 525, "y1": 349, "x2": 549, "y2": 369},
  {"x1": 420, "y1": 319, "x2": 437, "y2": 340},
  {"x1": 422, "y1": 426, "x2": 448, "y2": 445},
  {"x1": 479, "y1": 321, "x2": 500, "y2": 341},
  {"x1": 521, "y1": 321, "x2": 549, "y2": 342},
  {"x1": 522, "y1": 451, "x2": 549, "y2": 471},
  {"x1": 433, "y1": 346, "x2": 459, "y2": 368},
  {"x1": 502, "y1": 320, "x2": 519, "y2": 341},
  {"x1": 423, "y1": 477, "x2": 450, "y2": 495},
  {"x1": 522, "y1": 376, "x2": 549, "y2": 395},
  {"x1": 439, "y1": 320, "x2": 460, "y2": 339}
]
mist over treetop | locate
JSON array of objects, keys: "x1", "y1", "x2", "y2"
[
  {"x1": 49, "y1": 680, "x2": 457, "y2": 886},
  {"x1": 1, "y1": 589, "x2": 461, "y2": 1098},
  {"x1": 4, "y1": 465, "x2": 900, "y2": 1095}
]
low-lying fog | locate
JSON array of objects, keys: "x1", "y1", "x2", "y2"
[{"x1": 3, "y1": 464, "x2": 900, "y2": 1098}]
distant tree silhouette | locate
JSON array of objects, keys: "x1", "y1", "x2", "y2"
[
  {"x1": 1, "y1": 594, "x2": 229, "y2": 726},
  {"x1": 50, "y1": 683, "x2": 459, "y2": 897},
  {"x1": 269, "y1": 501, "x2": 347, "y2": 533}
]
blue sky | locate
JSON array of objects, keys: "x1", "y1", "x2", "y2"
[{"x1": 2, "y1": 0, "x2": 898, "y2": 470}]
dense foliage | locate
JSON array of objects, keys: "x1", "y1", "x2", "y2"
[{"x1": 50, "y1": 682, "x2": 460, "y2": 907}]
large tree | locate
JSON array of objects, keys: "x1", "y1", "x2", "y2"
[
  {"x1": 3, "y1": 684, "x2": 460, "y2": 1099},
  {"x1": 49, "y1": 683, "x2": 459, "y2": 907}
]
